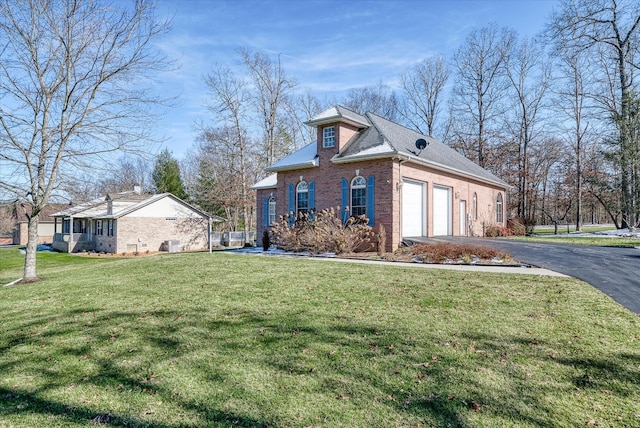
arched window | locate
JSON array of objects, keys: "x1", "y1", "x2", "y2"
[
  {"x1": 296, "y1": 181, "x2": 309, "y2": 215},
  {"x1": 268, "y1": 196, "x2": 276, "y2": 225},
  {"x1": 473, "y1": 193, "x2": 478, "y2": 220},
  {"x1": 351, "y1": 176, "x2": 366, "y2": 217},
  {"x1": 496, "y1": 193, "x2": 503, "y2": 223}
]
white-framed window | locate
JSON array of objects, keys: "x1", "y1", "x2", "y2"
[
  {"x1": 473, "y1": 193, "x2": 478, "y2": 220},
  {"x1": 351, "y1": 176, "x2": 366, "y2": 217},
  {"x1": 96, "y1": 220, "x2": 103, "y2": 236},
  {"x1": 323, "y1": 126, "x2": 335, "y2": 148},
  {"x1": 107, "y1": 219, "x2": 114, "y2": 236},
  {"x1": 268, "y1": 196, "x2": 276, "y2": 225},
  {"x1": 296, "y1": 181, "x2": 309, "y2": 215},
  {"x1": 496, "y1": 193, "x2": 503, "y2": 223}
]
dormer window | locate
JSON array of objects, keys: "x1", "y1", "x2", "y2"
[{"x1": 323, "y1": 126, "x2": 335, "y2": 148}]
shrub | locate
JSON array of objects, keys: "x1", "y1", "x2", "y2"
[
  {"x1": 485, "y1": 224, "x2": 516, "y2": 237},
  {"x1": 507, "y1": 219, "x2": 526, "y2": 236},
  {"x1": 410, "y1": 242, "x2": 509, "y2": 263},
  {"x1": 270, "y1": 207, "x2": 375, "y2": 255}
]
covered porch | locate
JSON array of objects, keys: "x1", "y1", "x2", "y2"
[{"x1": 52, "y1": 217, "x2": 97, "y2": 253}]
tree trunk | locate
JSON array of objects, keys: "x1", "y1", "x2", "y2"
[{"x1": 23, "y1": 215, "x2": 39, "y2": 280}]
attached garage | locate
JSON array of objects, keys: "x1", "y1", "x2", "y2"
[
  {"x1": 401, "y1": 179, "x2": 425, "y2": 237},
  {"x1": 255, "y1": 104, "x2": 510, "y2": 252},
  {"x1": 433, "y1": 185, "x2": 451, "y2": 236}
]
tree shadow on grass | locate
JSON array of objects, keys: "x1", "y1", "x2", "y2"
[{"x1": 1, "y1": 304, "x2": 639, "y2": 426}]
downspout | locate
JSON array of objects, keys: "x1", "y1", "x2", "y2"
[{"x1": 397, "y1": 158, "x2": 408, "y2": 246}]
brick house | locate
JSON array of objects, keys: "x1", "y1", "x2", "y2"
[
  {"x1": 3, "y1": 202, "x2": 69, "y2": 245},
  {"x1": 253, "y1": 105, "x2": 509, "y2": 252},
  {"x1": 51, "y1": 189, "x2": 224, "y2": 254}
]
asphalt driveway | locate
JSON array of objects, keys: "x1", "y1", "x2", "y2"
[{"x1": 416, "y1": 236, "x2": 640, "y2": 314}]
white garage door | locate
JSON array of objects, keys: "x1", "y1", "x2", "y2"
[
  {"x1": 402, "y1": 180, "x2": 425, "y2": 237},
  {"x1": 433, "y1": 186, "x2": 451, "y2": 236}
]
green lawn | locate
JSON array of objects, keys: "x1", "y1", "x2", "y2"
[
  {"x1": 506, "y1": 235, "x2": 640, "y2": 247},
  {"x1": 530, "y1": 225, "x2": 616, "y2": 235},
  {"x1": 1, "y1": 248, "x2": 639, "y2": 427}
]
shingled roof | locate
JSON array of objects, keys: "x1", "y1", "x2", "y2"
[
  {"x1": 52, "y1": 191, "x2": 224, "y2": 222},
  {"x1": 267, "y1": 106, "x2": 508, "y2": 188}
]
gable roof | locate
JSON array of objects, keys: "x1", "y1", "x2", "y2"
[
  {"x1": 52, "y1": 191, "x2": 225, "y2": 222},
  {"x1": 264, "y1": 106, "x2": 508, "y2": 188}
]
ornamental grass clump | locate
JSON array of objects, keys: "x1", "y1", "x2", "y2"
[{"x1": 270, "y1": 207, "x2": 375, "y2": 255}]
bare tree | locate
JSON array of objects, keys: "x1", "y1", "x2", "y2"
[
  {"x1": 191, "y1": 126, "x2": 260, "y2": 229},
  {"x1": 399, "y1": 55, "x2": 450, "y2": 137},
  {"x1": 548, "y1": 0, "x2": 640, "y2": 228},
  {"x1": 450, "y1": 24, "x2": 513, "y2": 167},
  {"x1": 551, "y1": 51, "x2": 594, "y2": 231},
  {"x1": 239, "y1": 49, "x2": 297, "y2": 167},
  {"x1": 290, "y1": 90, "x2": 324, "y2": 145},
  {"x1": 0, "y1": 0, "x2": 170, "y2": 281},
  {"x1": 203, "y1": 65, "x2": 256, "y2": 245},
  {"x1": 342, "y1": 81, "x2": 399, "y2": 120},
  {"x1": 59, "y1": 155, "x2": 151, "y2": 201},
  {"x1": 502, "y1": 35, "x2": 551, "y2": 225}
]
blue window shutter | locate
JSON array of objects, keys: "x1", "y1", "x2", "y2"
[
  {"x1": 309, "y1": 181, "x2": 315, "y2": 210},
  {"x1": 263, "y1": 197, "x2": 269, "y2": 226},
  {"x1": 341, "y1": 178, "x2": 349, "y2": 223},
  {"x1": 288, "y1": 184, "x2": 295, "y2": 213},
  {"x1": 367, "y1": 176, "x2": 375, "y2": 226},
  {"x1": 308, "y1": 181, "x2": 316, "y2": 220},
  {"x1": 288, "y1": 183, "x2": 295, "y2": 225}
]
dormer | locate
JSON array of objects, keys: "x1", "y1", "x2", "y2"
[{"x1": 305, "y1": 106, "x2": 370, "y2": 163}]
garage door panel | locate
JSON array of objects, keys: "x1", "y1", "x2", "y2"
[
  {"x1": 402, "y1": 180, "x2": 425, "y2": 237},
  {"x1": 433, "y1": 186, "x2": 451, "y2": 236}
]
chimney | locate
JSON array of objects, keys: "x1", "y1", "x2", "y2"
[
  {"x1": 106, "y1": 194, "x2": 113, "y2": 215},
  {"x1": 133, "y1": 184, "x2": 141, "y2": 194}
]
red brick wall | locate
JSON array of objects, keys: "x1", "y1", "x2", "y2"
[{"x1": 256, "y1": 157, "x2": 506, "y2": 252}]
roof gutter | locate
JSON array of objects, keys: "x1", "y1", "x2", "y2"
[{"x1": 265, "y1": 158, "x2": 319, "y2": 173}]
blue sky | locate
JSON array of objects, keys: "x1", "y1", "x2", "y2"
[{"x1": 153, "y1": 0, "x2": 558, "y2": 159}]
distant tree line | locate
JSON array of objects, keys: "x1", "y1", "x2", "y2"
[{"x1": 64, "y1": 0, "x2": 640, "y2": 236}]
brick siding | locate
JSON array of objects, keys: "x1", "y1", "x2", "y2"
[{"x1": 257, "y1": 122, "x2": 506, "y2": 252}]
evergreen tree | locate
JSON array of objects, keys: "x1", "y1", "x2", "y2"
[{"x1": 152, "y1": 149, "x2": 188, "y2": 199}]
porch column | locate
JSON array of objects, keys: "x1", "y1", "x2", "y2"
[{"x1": 68, "y1": 216, "x2": 73, "y2": 253}]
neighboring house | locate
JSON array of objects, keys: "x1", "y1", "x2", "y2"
[
  {"x1": 253, "y1": 105, "x2": 509, "y2": 252},
  {"x1": 51, "y1": 189, "x2": 224, "y2": 254},
  {"x1": 1, "y1": 202, "x2": 69, "y2": 245}
]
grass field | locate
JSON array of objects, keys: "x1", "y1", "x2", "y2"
[
  {"x1": 507, "y1": 235, "x2": 640, "y2": 247},
  {"x1": 1, "y1": 247, "x2": 639, "y2": 427},
  {"x1": 530, "y1": 225, "x2": 616, "y2": 235}
]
